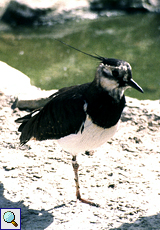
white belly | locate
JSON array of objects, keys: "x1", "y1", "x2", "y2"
[{"x1": 58, "y1": 116, "x2": 119, "y2": 155}]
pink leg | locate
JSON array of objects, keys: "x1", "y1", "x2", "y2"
[{"x1": 72, "y1": 156, "x2": 99, "y2": 207}]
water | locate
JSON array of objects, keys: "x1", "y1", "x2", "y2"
[{"x1": 0, "y1": 13, "x2": 160, "y2": 100}]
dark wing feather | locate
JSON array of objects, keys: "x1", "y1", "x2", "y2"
[
  {"x1": 16, "y1": 108, "x2": 42, "y2": 132},
  {"x1": 16, "y1": 84, "x2": 89, "y2": 145}
]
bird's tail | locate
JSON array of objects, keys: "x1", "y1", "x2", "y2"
[{"x1": 15, "y1": 108, "x2": 41, "y2": 145}]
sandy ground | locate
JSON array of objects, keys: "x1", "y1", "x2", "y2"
[{"x1": 0, "y1": 92, "x2": 160, "y2": 230}]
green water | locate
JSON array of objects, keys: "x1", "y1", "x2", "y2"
[{"x1": 0, "y1": 13, "x2": 160, "y2": 100}]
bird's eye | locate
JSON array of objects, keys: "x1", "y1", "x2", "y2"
[
  {"x1": 102, "y1": 68, "x2": 112, "y2": 78},
  {"x1": 112, "y1": 69, "x2": 119, "y2": 78}
]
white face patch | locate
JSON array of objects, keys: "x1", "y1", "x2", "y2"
[
  {"x1": 100, "y1": 77, "x2": 119, "y2": 91},
  {"x1": 100, "y1": 76, "x2": 127, "y2": 101},
  {"x1": 96, "y1": 62, "x2": 130, "y2": 100}
]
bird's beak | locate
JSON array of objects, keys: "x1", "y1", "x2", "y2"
[{"x1": 127, "y1": 79, "x2": 144, "y2": 93}]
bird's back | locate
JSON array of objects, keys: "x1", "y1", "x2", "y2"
[{"x1": 16, "y1": 83, "x2": 89, "y2": 144}]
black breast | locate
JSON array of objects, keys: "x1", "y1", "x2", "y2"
[{"x1": 85, "y1": 85, "x2": 126, "y2": 128}]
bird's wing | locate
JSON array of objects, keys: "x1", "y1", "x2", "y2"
[{"x1": 16, "y1": 84, "x2": 89, "y2": 145}]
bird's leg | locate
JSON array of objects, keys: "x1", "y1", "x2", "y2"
[{"x1": 72, "y1": 155, "x2": 99, "y2": 207}]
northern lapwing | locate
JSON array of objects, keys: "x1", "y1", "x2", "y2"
[{"x1": 15, "y1": 40, "x2": 143, "y2": 206}]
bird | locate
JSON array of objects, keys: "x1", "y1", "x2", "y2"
[{"x1": 15, "y1": 40, "x2": 143, "y2": 206}]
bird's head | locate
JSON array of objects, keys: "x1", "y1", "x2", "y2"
[
  {"x1": 95, "y1": 58, "x2": 143, "y2": 99},
  {"x1": 53, "y1": 39, "x2": 143, "y2": 99}
]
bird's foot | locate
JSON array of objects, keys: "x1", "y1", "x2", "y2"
[
  {"x1": 77, "y1": 192, "x2": 99, "y2": 207},
  {"x1": 78, "y1": 197, "x2": 100, "y2": 207}
]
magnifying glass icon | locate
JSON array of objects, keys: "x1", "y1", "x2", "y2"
[{"x1": 3, "y1": 211, "x2": 18, "y2": 227}]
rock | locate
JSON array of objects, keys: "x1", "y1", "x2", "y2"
[
  {"x1": 1, "y1": 0, "x2": 159, "y2": 28},
  {"x1": 90, "y1": 0, "x2": 160, "y2": 13},
  {"x1": 0, "y1": 60, "x2": 31, "y2": 96},
  {"x1": 1, "y1": 0, "x2": 52, "y2": 26},
  {"x1": 1, "y1": 0, "x2": 89, "y2": 26},
  {"x1": 0, "y1": 60, "x2": 56, "y2": 110}
]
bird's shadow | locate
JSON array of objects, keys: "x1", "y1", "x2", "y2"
[
  {"x1": 110, "y1": 213, "x2": 160, "y2": 230},
  {"x1": 0, "y1": 183, "x2": 54, "y2": 230}
]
